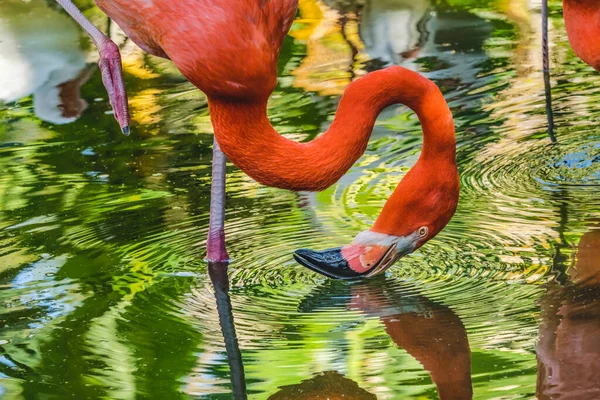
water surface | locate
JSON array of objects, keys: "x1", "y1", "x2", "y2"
[{"x1": 1, "y1": 0, "x2": 600, "y2": 398}]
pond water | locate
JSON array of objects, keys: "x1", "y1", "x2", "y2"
[{"x1": 1, "y1": 0, "x2": 600, "y2": 398}]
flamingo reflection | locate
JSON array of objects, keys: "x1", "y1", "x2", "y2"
[
  {"x1": 328, "y1": 0, "x2": 491, "y2": 80},
  {"x1": 0, "y1": 0, "x2": 92, "y2": 124},
  {"x1": 537, "y1": 227, "x2": 600, "y2": 399},
  {"x1": 207, "y1": 267, "x2": 472, "y2": 399},
  {"x1": 275, "y1": 278, "x2": 472, "y2": 399}
]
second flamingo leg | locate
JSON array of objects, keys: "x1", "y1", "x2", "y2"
[
  {"x1": 54, "y1": 0, "x2": 130, "y2": 134},
  {"x1": 206, "y1": 138, "x2": 230, "y2": 263}
]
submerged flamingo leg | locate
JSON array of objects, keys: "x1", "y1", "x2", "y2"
[
  {"x1": 54, "y1": 0, "x2": 130, "y2": 134},
  {"x1": 208, "y1": 263, "x2": 246, "y2": 398},
  {"x1": 207, "y1": 139, "x2": 230, "y2": 262}
]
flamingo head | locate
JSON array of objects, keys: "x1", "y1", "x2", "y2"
[
  {"x1": 294, "y1": 166, "x2": 459, "y2": 279},
  {"x1": 294, "y1": 228, "x2": 429, "y2": 280},
  {"x1": 294, "y1": 134, "x2": 459, "y2": 279}
]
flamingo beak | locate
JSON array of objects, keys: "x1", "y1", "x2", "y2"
[{"x1": 294, "y1": 243, "x2": 399, "y2": 280}]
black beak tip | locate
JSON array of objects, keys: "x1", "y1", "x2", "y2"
[{"x1": 293, "y1": 248, "x2": 365, "y2": 280}]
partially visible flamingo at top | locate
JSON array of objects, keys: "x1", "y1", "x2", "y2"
[
  {"x1": 562, "y1": 0, "x2": 600, "y2": 71},
  {"x1": 54, "y1": 0, "x2": 459, "y2": 279}
]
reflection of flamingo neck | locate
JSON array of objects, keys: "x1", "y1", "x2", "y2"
[
  {"x1": 563, "y1": 0, "x2": 600, "y2": 71},
  {"x1": 381, "y1": 312, "x2": 472, "y2": 399},
  {"x1": 209, "y1": 66, "x2": 457, "y2": 235}
]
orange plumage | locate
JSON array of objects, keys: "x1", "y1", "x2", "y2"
[{"x1": 563, "y1": 0, "x2": 600, "y2": 71}]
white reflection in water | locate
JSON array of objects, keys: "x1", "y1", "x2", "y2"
[
  {"x1": 325, "y1": 0, "x2": 492, "y2": 82},
  {"x1": 0, "y1": 0, "x2": 90, "y2": 124}
]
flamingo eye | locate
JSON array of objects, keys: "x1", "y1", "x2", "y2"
[{"x1": 418, "y1": 226, "x2": 428, "y2": 238}]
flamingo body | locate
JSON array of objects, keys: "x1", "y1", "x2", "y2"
[
  {"x1": 563, "y1": 0, "x2": 600, "y2": 71},
  {"x1": 95, "y1": 0, "x2": 296, "y2": 99}
]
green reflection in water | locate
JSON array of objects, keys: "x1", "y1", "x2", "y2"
[{"x1": 1, "y1": 0, "x2": 600, "y2": 398}]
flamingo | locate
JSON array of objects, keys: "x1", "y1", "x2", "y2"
[
  {"x1": 562, "y1": 0, "x2": 600, "y2": 71},
  {"x1": 54, "y1": 0, "x2": 458, "y2": 279}
]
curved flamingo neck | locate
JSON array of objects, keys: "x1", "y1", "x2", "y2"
[
  {"x1": 209, "y1": 66, "x2": 455, "y2": 191},
  {"x1": 209, "y1": 66, "x2": 458, "y2": 237}
]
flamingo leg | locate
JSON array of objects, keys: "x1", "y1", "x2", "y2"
[
  {"x1": 541, "y1": 0, "x2": 556, "y2": 142},
  {"x1": 54, "y1": 0, "x2": 130, "y2": 134},
  {"x1": 207, "y1": 138, "x2": 230, "y2": 262}
]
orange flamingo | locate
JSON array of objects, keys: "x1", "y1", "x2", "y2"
[
  {"x1": 563, "y1": 0, "x2": 600, "y2": 71},
  {"x1": 54, "y1": 0, "x2": 458, "y2": 278}
]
